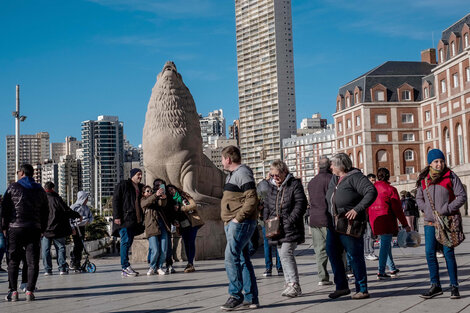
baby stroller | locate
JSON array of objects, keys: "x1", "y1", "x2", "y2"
[{"x1": 70, "y1": 222, "x2": 96, "y2": 273}]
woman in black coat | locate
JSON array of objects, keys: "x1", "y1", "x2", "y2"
[{"x1": 263, "y1": 160, "x2": 307, "y2": 298}]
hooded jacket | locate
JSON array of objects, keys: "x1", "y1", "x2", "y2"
[
  {"x1": 44, "y1": 190, "x2": 81, "y2": 238},
  {"x1": 416, "y1": 169, "x2": 467, "y2": 222},
  {"x1": 307, "y1": 167, "x2": 332, "y2": 228},
  {"x1": 141, "y1": 193, "x2": 168, "y2": 238},
  {"x1": 263, "y1": 174, "x2": 307, "y2": 244},
  {"x1": 70, "y1": 191, "x2": 93, "y2": 227},
  {"x1": 1, "y1": 176, "x2": 49, "y2": 231},
  {"x1": 325, "y1": 168, "x2": 377, "y2": 225}
]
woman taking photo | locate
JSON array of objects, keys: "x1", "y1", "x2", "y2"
[
  {"x1": 263, "y1": 160, "x2": 307, "y2": 298},
  {"x1": 325, "y1": 153, "x2": 377, "y2": 300},
  {"x1": 167, "y1": 185, "x2": 205, "y2": 273},
  {"x1": 416, "y1": 149, "x2": 467, "y2": 299},
  {"x1": 368, "y1": 168, "x2": 410, "y2": 280}
]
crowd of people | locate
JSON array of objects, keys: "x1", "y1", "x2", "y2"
[{"x1": 0, "y1": 147, "x2": 467, "y2": 308}]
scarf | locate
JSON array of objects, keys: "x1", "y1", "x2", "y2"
[
  {"x1": 173, "y1": 191, "x2": 183, "y2": 205},
  {"x1": 429, "y1": 167, "x2": 442, "y2": 182}
]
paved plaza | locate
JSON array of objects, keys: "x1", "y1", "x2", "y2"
[{"x1": 1, "y1": 219, "x2": 470, "y2": 313}]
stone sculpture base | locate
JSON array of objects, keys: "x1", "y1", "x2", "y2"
[{"x1": 131, "y1": 219, "x2": 226, "y2": 263}]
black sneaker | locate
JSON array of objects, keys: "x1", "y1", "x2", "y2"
[
  {"x1": 389, "y1": 269, "x2": 400, "y2": 277},
  {"x1": 277, "y1": 268, "x2": 283, "y2": 276},
  {"x1": 221, "y1": 297, "x2": 243, "y2": 311},
  {"x1": 328, "y1": 288, "x2": 351, "y2": 299},
  {"x1": 377, "y1": 273, "x2": 391, "y2": 280},
  {"x1": 450, "y1": 286, "x2": 460, "y2": 299},
  {"x1": 263, "y1": 269, "x2": 272, "y2": 277},
  {"x1": 419, "y1": 284, "x2": 443, "y2": 299}
]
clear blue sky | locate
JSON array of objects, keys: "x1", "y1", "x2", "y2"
[{"x1": 1, "y1": 0, "x2": 468, "y2": 191}]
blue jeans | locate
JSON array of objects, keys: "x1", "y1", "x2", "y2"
[
  {"x1": 224, "y1": 220, "x2": 259, "y2": 304},
  {"x1": 378, "y1": 234, "x2": 397, "y2": 274},
  {"x1": 148, "y1": 222, "x2": 168, "y2": 270},
  {"x1": 181, "y1": 226, "x2": 200, "y2": 264},
  {"x1": 262, "y1": 226, "x2": 282, "y2": 270},
  {"x1": 326, "y1": 228, "x2": 368, "y2": 293},
  {"x1": 0, "y1": 232, "x2": 6, "y2": 267},
  {"x1": 119, "y1": 227, "x2": 135, "y2": 269},
  {"x1": 424, "y1": 225, "x2": 458, "y2": 287},
  {"x1": 41, "y1": 237, "x2": 67, "y2": 272}
]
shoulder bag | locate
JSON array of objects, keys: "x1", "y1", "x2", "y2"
[
  {"x1": 265, "y1": 188, "x2": 285, "y2": 240},
  {"x1": 331, "y1": 180, "x2": 366, "y2": 238},
  {"x1": 425, "y1": 180, "x2": 465, "y2": 248}
]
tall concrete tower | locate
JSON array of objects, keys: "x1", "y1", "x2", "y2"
[{"x1": 235, "y1": 0, "x2": 296, "y2": 180}]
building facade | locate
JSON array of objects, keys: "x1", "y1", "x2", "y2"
[
  {"x1": 203, "y1": 138, "x2": 238, "y2": 171},
  {"x1": 81, "y1": 115, "x2": 124, "y2": 209},
  {"x1": 199, "y1": 109, "x2": 226, "y2": 148},
  {"x1": 41, "y1": 161, "x2": 59, "y2": 189},
  {"x1": 228, "y1": 119, "x2": 240, "y2": 146},
  {"x1": 51, "y1": 136, "x2": 82, "y2": 163},
  {"x1": 6, "y1": 132, "x2": 50, "y2": 185},
  {"x1": 282, "y1": 127, "x2": 335, "y2": 189},
  {"x1": 58, "y1": 154, "x2": 81, "y2": 205},
  {"x1": 235, "y1": 0, "x2": 297, "y2": 181}
]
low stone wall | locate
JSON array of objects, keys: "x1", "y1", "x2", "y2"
[{"x1": 48, "y1": 237, "x2": 112, "y2": 259}]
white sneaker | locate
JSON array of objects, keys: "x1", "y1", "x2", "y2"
[
  {"x1": 147, "y1": 268, "x2": 156, "y2": 276},
  {"x1": 365, "y1": 254, "x2": 378, "y2": 261},
  {"x1": 157, "y1": 268, "x2": 166, "y2": 275},
  {"x1": 123, "y1": 266, "x2": 139, "y2": 277},
  {"x1": 318, "y1": 281, "x2": 333, "y2": 286},
  {"x1": 436, "y1": 251, "x2": 444, "y2": 258}
]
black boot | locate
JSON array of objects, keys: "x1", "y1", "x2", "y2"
[
  {"x1": 450, "y1": 286, "x2": 460, "y2": 299},
  {"x1": 419, "y1": 284, "x2": 443, "y2": 299}
]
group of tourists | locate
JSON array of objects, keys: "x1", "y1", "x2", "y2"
[
  {"x1": 1, "y1": 147, "x2": 467, "y2": 308},
  {"x1": 112, "y1": 168, "x2": 205, "y2": 278},
  {"x1": 219, "y1": 147, "x2": 467, "y2": 310}
]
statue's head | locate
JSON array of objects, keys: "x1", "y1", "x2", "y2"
[{"x1": 156, "y1": 61, "x2": 184, "y2": 89}]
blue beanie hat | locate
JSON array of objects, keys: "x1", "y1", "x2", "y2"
[
  {"x1": 130, "y1": 168, "x2": 142, "y2": 178},
  {"x1": 427, "y1": 149, "x2": 445, "y2": 164}
]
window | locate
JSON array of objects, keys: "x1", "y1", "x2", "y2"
[
  {"x1": 346, "y1": 97, "x2": 351, "y2": 107},
  {"x1": 356, "y1": 115, "x2": 361, "y2": 126},
  {"x1": 376, "y1": 114, "x2": 387, "y2": 124},
  {"x1": 439, "y1": 48, "x2": 444, "y2": 62},
  {"x1": 406, "y1": 167, "x2": 415, "y2": 174},
  {"x1": 377, "y1": 134, "x2": 388, "y2": 142},
  {"x1": 347, "y1": 119, "x2": 351, "y2": 129},
  {"x1": 403, "y1": 133, "x2": 415, "y2": 141},
  {"x1": 355, "y1": 93, "x2": 359, "y2": 104},
  {"x1": 348, "y1": 138, "x2": 352, "y2": 146},
  {"x1": 358, "y1": 151, "x2": 363, "y2": 164},
  {"x1": 426, "y1": 130, "x2": 432, "y2": 140},
  {"x1": 424, "y1": 87, "x2": 429, "y2": 98},
  {"x1": 401, "y1": 113, "x2": 413, "y2": 123},
  {"x1": 453, "y1": 73, "x2": 459, "y2": 88},
  {"x1": 457, "y1": 125, "x2": 464, "y2": 165},
  {"x1": 377, "y1": 150, "x2": 387, "y2": 162},
  {"x1": 425, "y1": 111, "x2": 431, "y2": 121},
  {"x1": 357, "y1": 135, "x2": 362, "y2": 144},
  {"x1": 375, "y1": 90, "x2": 385, "y2": 101},
  {"x1": 338, "y1": 122, "x2": 342, "y2": 132},
  {"x1": 465, "y1": 33, "x2": 469, "y2": 47},
  {"x1": 339, "y1": 140, "x2": 344, "y2": 149},
  {"x1": 441, "y1": 79, "x2": 446, "y2": 93},
  {"x1": 404, "y1": 150, "x2": 414, "y2": 161},
  {"x1": 402, "y1": 90, "x2": 411, "y2": 101},
  {"x1": 466, "y1": 67, "x2": 470, "y2": 82},
  {"x1": 451, "y1": 41, "x2": 456, "y2": 56}
]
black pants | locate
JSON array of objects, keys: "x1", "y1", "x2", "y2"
[
  {"x1": 71, "y1": 226, "x2": 85, "y2": 267},
  {"x1": 7, "y1": 227, "x2": 41, "y2": 292}
]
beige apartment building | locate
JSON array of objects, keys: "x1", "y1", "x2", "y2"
[{"x1": 235, "y1": 0, "x2": 297, "y2": 181}]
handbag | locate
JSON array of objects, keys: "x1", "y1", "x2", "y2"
[
  {"x1": 425, "y1": 180, "x2": 465, "y2": 248},
  {"x1": 175, "y1": 210, "x2": 192, "y2": 230},
  {"x1": 331, "y1": 181, "x2": 366, "y2": 238},
  {"x1": 265, "y1": 188, "x2": 285, "y2": 239}
]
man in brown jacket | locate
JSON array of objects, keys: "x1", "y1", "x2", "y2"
[{"x1": 220, "y1": 146, "x2": 259, "y2": 311}]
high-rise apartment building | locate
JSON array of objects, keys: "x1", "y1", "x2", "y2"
[
  {"x1": 81, "y1": 115, "x2": 124, "y2": 209},
  {"x1": 58, "y1": 154, "x2": 81, "y2": 205},
  {"x1": 235, "y1": 0, "x2": 297, "y2": 180},
  {"x1": 41, "y1": 161, "x2": 58, "y2": 188},
  {"x1": 6, "y1": 132, "x2": 50, "y2": 185},
  {"x1": 199, "y1": 109, "x2": 226, "y2": 148},
  {"x1": 50, "y1": 136, "x2": 82, "y2": 163},
  {"x1": 228, "y1": 119, "x2": 240, "y2": 146}
]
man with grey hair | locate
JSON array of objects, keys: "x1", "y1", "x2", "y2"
[{"x1": 307, "y1": 157, "x2": 333, "y2": 285}]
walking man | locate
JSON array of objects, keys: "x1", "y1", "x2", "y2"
[
  {"x1": 2, "y1": 164, "x2": 49, "y2": 301},
  {"x1": 220, "y1": 146, "x2": 260, "y2": 310},
  {"x1": 112, "y1": 168, "x2": 144, "y2": 277},
  {"x1": 307, "y1": 157, "x2": 333, "y2": 285},
  {"x1": 70, "y1": 191, "x2": 93, "y2": 271},
  {"x1": 364, "y1": 174, "x2": 378, "y2": 261},
  {"x1": 42, "y1": 181, "x2": 81, "y2": 275}
]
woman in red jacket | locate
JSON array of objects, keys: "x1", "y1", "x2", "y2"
[{"x1": 368, "y1": 168, "x2": 410, "y2": 280}]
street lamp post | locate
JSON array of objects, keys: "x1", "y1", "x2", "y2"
[{"x1": 12, "y1": 85, "x2": 27, "y2": 180}]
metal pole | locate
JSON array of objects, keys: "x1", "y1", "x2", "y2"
[
  {"x1": 15, "y1": 85, "x2": 20, "y2": 180},
  {"x1": 94, "y1": 139, "x2": 99, "y2": 210}
]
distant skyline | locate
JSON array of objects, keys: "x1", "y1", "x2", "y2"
[{"x1": 1, "y1": 1, "x2": 469, "y2": 191}]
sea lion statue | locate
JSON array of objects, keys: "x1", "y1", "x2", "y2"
[{"x1": 142, "y1": 61, "x2": 226, "y2": 209}]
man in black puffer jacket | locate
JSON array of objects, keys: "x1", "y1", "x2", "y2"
[
  {"x1": 2, "y1": 164, "x2": 49, "y2": 301},
  {"x1": 42, "y1": 182, "x2": 81, "y2": 275},
  {"x1": 112, "y1": 168, "x2": 144, "y2": 277}
]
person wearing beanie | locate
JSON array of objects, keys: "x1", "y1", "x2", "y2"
[
  {"x1": 112, "y1": 168, "x2": 144, "y2": 277},
  {"x1": 416, "y1": 148, "x2": 467, "y2": 300}
]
